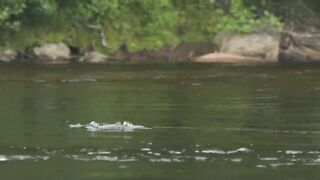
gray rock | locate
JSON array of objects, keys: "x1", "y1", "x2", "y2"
[
  {"x1": 79, "y1": 51, "x2": 109, "y2": 63},
  {"x1": 279, "y1": 33, "x2": 320, "y2": 63},
  {"x1": 0, "y1": 49, "x2": 17, "y2": 63},
  {"x1": 33, "y1": 43, "x2": 71, "y2": 63},
  {"x1": 214, "y1": 30, "x2": 281, "y2": 62}
]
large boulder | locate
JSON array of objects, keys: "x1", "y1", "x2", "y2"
[
  {"x1": 279, "y1": 33, "x2": 320, "y2": 63},
  {"x1": 213, "y1": 30, "x2": 281, "y2": 62},
  {"x1": 79, "y1": 51, "x2": 109, "y2": 63},
  {"x1": 33, "y1": 43, "x2": 71, "y2": 64},
  {"x1": 0, "y1": 49, "x2": 17, "y2": 63}
]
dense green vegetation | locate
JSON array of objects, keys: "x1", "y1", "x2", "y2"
[{"x1": 0, "y1": 0, "x2": 318, "y2": 53}]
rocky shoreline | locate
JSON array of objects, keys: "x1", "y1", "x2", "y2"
[{"x1": 1, "y1": 29, "x2": 320, "y2": 65}]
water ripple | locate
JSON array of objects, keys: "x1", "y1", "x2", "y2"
[
  {"x1": 1, "y1": 146, "x2": 320, "y2": 168},
  {"x1": 226, "y1": 127, "x2": 320, "y2": 134}
]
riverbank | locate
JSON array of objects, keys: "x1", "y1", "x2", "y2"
[{"x1": 1, "y1": 28, "x2": 320, "y2": 65}]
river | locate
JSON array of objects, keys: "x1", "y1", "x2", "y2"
[{"x1": 0, "y1": 64, "x2": 319, "y2": 179}]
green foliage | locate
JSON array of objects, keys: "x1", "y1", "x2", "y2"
[
  {"x1": 214, "y1": 0, "x2": 281, "y2": 32},
  {"x1": 70, "y1": 0, "x2": 179, "y2": 50},
  {"x1": 29, "y1": 0, "x2": 57, "y2": 14},
  {"x1": 0, "y1": 0, "x2": 283, "y2": 51},
  {"x1": 0, "y1": 1, "x2": 26, "y2": 32},
  {"x1": 72, "y1": 0, "x2": 119, "y2": 26}
]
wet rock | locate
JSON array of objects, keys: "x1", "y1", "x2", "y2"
[
  {"x1": 0, "y1": 49, "x2": 18, "y2": 63},
  {"x1": 279, "y1": 33, "x2": 320, "y2": 63},
  {"x1": 213, "y1": 29, "x2": 280, "y2": 62},
  {"x1": 79, "y1": 51, "x2": 109, "y2": 63},
  {"x1": 33, "y1": 43, "x2": 71, "y2": 64}
]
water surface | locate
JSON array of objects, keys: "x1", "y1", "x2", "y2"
[{"x1": 0, "y1": 64, "x2": 320, "y2": 179}]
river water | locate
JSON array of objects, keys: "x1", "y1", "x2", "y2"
[{"x1": 0, "y1": 64, "x2": 320, "y2": 179}]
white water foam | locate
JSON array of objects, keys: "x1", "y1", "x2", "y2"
[
  {"x1": 195, "y1": 156, "x2": 207, "y2": 162},
  {"x1": 259, "y1": 157, "x2": 278, "y2": 161},
  {"x1": 141, "y1": 148, "x2": 151, "y2": 151},
  {"x1": 169, "y1": 151, "x2": 182, "y2": 155},
  {"x1": 201, "y1": 148, "x2": 252, "y2": 155},
  {"x1": 0, "y1": 155, "x2": 49, "y2": 162},
  {"x1": 0, "y1": 155, "x2": 8, "y2": 162},
  {"x1": 149, "y1": 158, "x2": 183, "y2": 163},
  {"x1": 69, "y1": 121, "x2": 151, "y2": 132},
  {"x1": 269, "y1": 162, "x2": 295, "y2": 167},
  {"x1": 286, "y1": 150, "x2": 303, "y2": 155},
  {"x1": 201, "y1": 149, "x2": 226, "y2": 154},
  {"x1": 87, "y1": 151, "x2": 111, "y2": 155}
]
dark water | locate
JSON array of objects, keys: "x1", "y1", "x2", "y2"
[{"x1": 0, "y1": 64, "x2": 320, "y2": 179}]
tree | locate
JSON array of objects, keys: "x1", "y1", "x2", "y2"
[{"x1": 0, "y1": 1, "x2": 26, "y2": 32}]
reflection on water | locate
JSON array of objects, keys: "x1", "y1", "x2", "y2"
[{"x1": 0, "y1": 64, "x2": 320, "y2": 179}]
